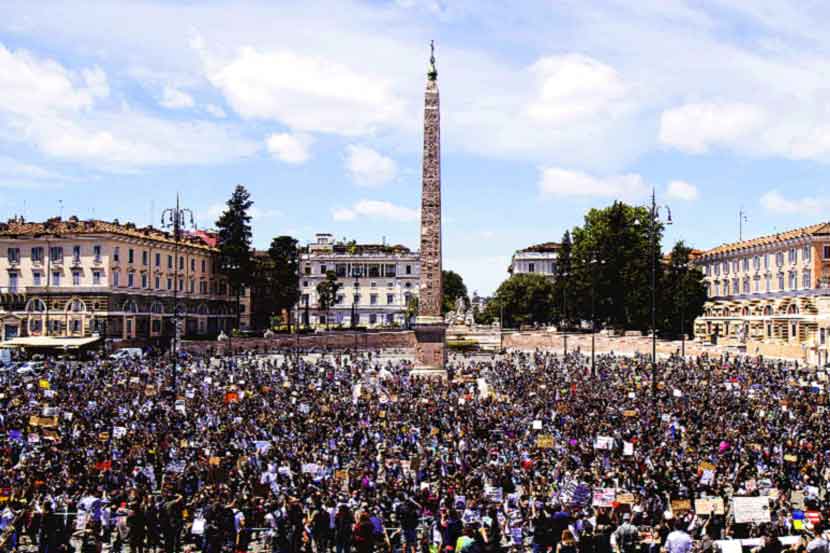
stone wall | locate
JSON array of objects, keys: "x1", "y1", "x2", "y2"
[
  {"x1": 501, "y1": 331, "x2": 709, "y2": 357},
  {"x1": 181, "y1": 330, "x2": 416, "y2": 355}
]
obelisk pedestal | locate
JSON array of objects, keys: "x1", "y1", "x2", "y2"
[{"x1": 411, "y1": 42, "x2": 447, "y2": 379}]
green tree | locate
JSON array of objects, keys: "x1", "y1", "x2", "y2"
[
  {"x1": 661, "y1": 241, "x2": 707, "y2": 337},
  {"x1": 552, "y1": 230, "x2": 573, "y2": 327},
  {"x1": 483, "y1": 273, "x2": 557, "y2": 328},
  {"x1": 267, "y1": 235, "x2": 300, "y2": 331},
  {"x1": 216, "y1": 185, "x2": 254, "y2": 330},
  {"x1": 442, "y1": 270, "x2": 468, "y2": 314},
  {"x1": 570, "y1": 201, "x2": 661, "y2": 332},
  {"x1": 405, "y1": 295, "x2": 419, "y2": 328},
  {"x1": 316, "y1": 270, "x2": 342, "y2": 330}
]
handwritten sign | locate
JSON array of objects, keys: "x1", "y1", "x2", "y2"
[
  {"x1": 671, "y1": 499, "x2": 692, "y2": 514},
  {"x1": 695, "y1": 498, "x2": 725, "y2": 515},
  {"x1": 594, "y1": 436, "x2": 614, "y2": 450},
  {"x1": 733, "y1": 497, "x2": 771, "y2": 524},
  {"x1": 617, "y1": 493, "x2": 636, "y2": 505}
]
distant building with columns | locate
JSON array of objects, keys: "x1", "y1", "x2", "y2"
[
  {"x1": 296, "y1": 233, "x2": 420, "y2": 329},
  {"x1": 693, "y1": 222, "x2": 830, "y2": 365}
]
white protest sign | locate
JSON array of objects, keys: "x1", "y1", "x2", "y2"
[
  {"x1": 623, "y1": 442, "x2": 634, "y2": 456},
  {"x1": 733, "y1": 496, "x2": 771, "y2": 524},
  {"x1": 594, "y1": 436, "x2": 614, "y2": 450},
  {"x1": 532, "y1": 420, "x2": 542, "y2": 430},
  {"x1": 592, "y1": 488, "x2": 616, "y2": 507}
]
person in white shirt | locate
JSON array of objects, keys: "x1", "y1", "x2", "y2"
[{"x1": 664, "y1": 520, "x2": 693, "y2": 553}]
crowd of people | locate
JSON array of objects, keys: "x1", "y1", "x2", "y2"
[{"x1": 1, "y1": 346, "x2": 829, "y2": 553}]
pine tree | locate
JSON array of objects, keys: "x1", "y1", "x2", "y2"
[
  {"x1": 268, "y1": 236, "x2": 300, "y2": 331},
  {"x1": 216, "y1": 185, "x2": 254, "y2": 331}
]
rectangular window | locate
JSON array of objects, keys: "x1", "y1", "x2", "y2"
[
  {"x1": 387, "y1": 294, "x2": 394, "y2": 304},
  {"x1": 753, "y1": 256, "x2": 760, "y2": 270},
  {"x1": 93, "y1": 271, "x2": 101, "y2": 285},
  {"x1": 335, "y1": 295, "x2": 343, "y2": 305},
  {"x1": 50, "y1": 247, "x2": 63, "y2": 262},
  {"x1": 190, "y1": 280, "x2": 194, "y2": 293},
  {"x1": 167, "y1": 278, "x2": 172, "y2": 290},
  {"x1": 155, "y1": 276, "x2": 160, "y2": 289},
  {"x1": 179, "y1": 278, "x2": 183, "y2": 291},
  {"x1": 789, "y1": 248, "x2": 797, "y2": 264},
  {"x1": 353, "y1": 294, "x2": 360, "y2": 305},
  {"x1": 765, "y1": 275, "x2": 771, "y2": 292},
  {"x1": 370, "y1": 294, "x2": 377, "y2": 305},
  {"x1": 336, "y1": 264, "x2": 347, "y2": 277},
  {"x1": 201, "y1": 259, "x2": 206, "y2": 273},
  {"x1": 7, "y1": 248, "x2": 20, "y2": 263},
  {"x1": 723, "y1": 260, "x2": 729, "y2": 274},
  {"x1": 528, "y1": 262, "x2": 535, "y2": 273},
  {"x1": 72, "y1": 245, "x2": 81, "y2": 262},
  {"x1": 742, "y1": 258, "x2": 749, "y2": 272},
  {"x1": 52, "y1": 271, "x2": 61, "y2": 286},
  {"x1": 128, "y1": 249, "x2": 134, "y2": 263},
  {"x1": 385, "y1": 264, "x2": 396, "y2": 277},
  {"x1": 31, "y1": 247, "x2": 43, "y2": 263},
  {"x1": 369, "y1": 314, "x2": 377, "y2": 325},
  {"x1": 33, "y1": 271, "x2": 41, "y2": 286},
  {"x1": 776, "y1": 252, "x2": 784, "y2": 266},
  {"x1": 141, "y1": 274, "x2": 148, "y2": 288},
  {"x1": 743, "y1": 279, "x2": 749, "y2": 294},
  {"x1": 179, "y1": 256, "x2": 184, "y2": 270},
  {"x1": 715, "y1": 264, "x2": 720, "y2": 276},
  {"x1": 93, "y1": 245, "x2": 102, "y2": 261},
  {"x1": 9, "y1": 272, "x2": 18, "y2": 292},
  {"x1": 191, "y1": 259, "x2": 195, "y2": 272},
  {"x1": 753, "y1": 277, "x2": 760, "y2": 293},
  {"x1": 72, "y1": 271, "x2": 80, "y2": 286},
  {"x1": 113, "y1": 272, "x2": 120, "y2": 287},
  {"x1": 320, "y1": 264, "x2": 327, "y2": 275},
  {"x1": 406, "y1": 265, "x2": 412, "y2": 275},
  {"x1": 778, "y1": 274, "x2": 785, "y2": 290},
  {"x1": 803, "y1": 270, "x2": 812, "y2": 289},
  {"x1": 732, "y1": 279, "x2": 739, "y2": 295},
  {"x1": 305, "y1": 265, "x2": 311, "y2": 275},
  {"x1": 790, "y1": 272, "x2": 797, "y2": 289},
  {"x1": 804, "y1": 246, "x2": 812, "y2": 261},
  {"x1": 128, "y1": 273, "x2": 134, "y2": 288},
  {"x1": 113, "y1": 247, "x2": 120, "y2": 262},
  {"x1": 168, "y1": 255, "x2": 173, "y2": 269},
  {"x1": 155, "y1": 253, "x2": 161, "y2": 267},
  {"x1": 825, "y1": 245, "x2": 830, "y2": 260}
]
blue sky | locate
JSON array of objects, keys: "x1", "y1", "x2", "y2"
[{"x1": 2, "y1": 1, "x2": 830, "y2": 295}]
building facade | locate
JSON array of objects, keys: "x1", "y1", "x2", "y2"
[
  {"x1": 296, "y1": 234, "x2": 420, "y2": 329},
  {"x1": 0, "y1": 217, "x2": 235, "y2": 342},
  {"x1": 508, "y1": 242, "x2": 560, "y2": 279},
  {"x1": 693, "y1": 222, "x2": 830, "y2": 365}
]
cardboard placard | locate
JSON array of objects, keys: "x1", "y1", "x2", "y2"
[
  {"x1": 536, "y1": 435, "x2": 554, "y2": 449},
  {"x1": 623, "y1": 410, "x2": 638, "y2": 418},
  {"x1": 38, "y1": 379, "x2": 50, "y2": 390},
  {"x1": 616, "y1": 493, "x2": 636, "y2": 505},
  {"x1": 592, "y1": 488, "x2": 616, "y2": 507},
  {"x1": 671, "y1": 499, "x2": 692, "y2": 514},
  {"x1": 209, "y1": 456, "x2": 221, "y2": 466},
  {"x1": 695, "y1": 497, "x2": 725, "y2": 515}
]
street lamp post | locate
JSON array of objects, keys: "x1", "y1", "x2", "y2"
[
  {"x1": 642, "y1": 189, "x2": 672, "y2": 415},
  {"x1": 562, "y1": 272, "x2": 568, "y2": 356},
  {"x1": 161, "y1": 194, "x2": 195, "y2": 396},
  {"x1": 588, "y1": 258, "x2": 604, "y2": 377}
]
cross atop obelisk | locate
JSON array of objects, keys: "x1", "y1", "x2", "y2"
[{"x1": 412, "y1": 40, "x2": 447, "y2": 376}]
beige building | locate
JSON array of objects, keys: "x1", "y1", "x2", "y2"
[
  {"x1": 297, "y1": 233, "x2": 420, "y2": 329},
  {"x1": 0, "y1": 217, "x2": 235, "y2": 342},
  {"x1": 693, "y1": 222, "x2": 830, "y2": 365}
]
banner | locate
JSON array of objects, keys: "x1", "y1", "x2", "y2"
[
  {"x1": 594, "y1": 436, "x2": 614, "y2": 450},
  {"x1": 536, "y1": 435, "x2": 554, "y2": 449}
]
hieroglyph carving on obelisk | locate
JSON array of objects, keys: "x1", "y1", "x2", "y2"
[{"x1": 417, "y1": 40, "x2": 443, "y2": 323}]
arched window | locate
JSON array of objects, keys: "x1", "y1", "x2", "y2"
[
  {"x1": 763, "y1": 305, "x2": 773, "y2": 316},
  {"x1": 123, "y1": 299, "x2": 139, "y2": 313},
  {"x1": 197, "y1": 303, "x2": 209, "y2": 315},
  {"x1": 788, "y1": 304, "x2": 799, "y2": 315},
  {"x1": 741, "y1": 306, "x2": 749, "y2": 317},
  {"x1": 66, "y1": 298, "x2": 86, "y2": 313},
  {"x1": 26, "y1": 298, "x2": 47, "y2": 312},
  {"x1": 150, "y1": 302, "x2": 164, "y2": 314}
]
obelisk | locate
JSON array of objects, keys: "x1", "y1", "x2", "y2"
[{"x1": 412, "y1": 41, "x2": 447, "y2": 378}]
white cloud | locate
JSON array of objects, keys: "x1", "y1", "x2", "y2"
[
  {"x1": 160, "y1": 85, "x2": 195, "y2": 109},
  {"x1": 760, "y1": 190, "x2": 827, "y2": 215},
  {"x1": 204, "y1": 203, "x2": 282, "y2": 223},
  {"x1": 331, "y1": 200, "x2": 418, "y2": 223},
  {"x1": 659, "y1": 102, "x2": 765, "y2": 154},
  {"x1": 266, "y1": 133, "x2": 312, "y2": 164},
  {"x1": 539, "y1": 167, "x2": 649, "y2": 201},
  {"x1": 526, "y1": 54, "x2": 628, "y2": 124},
  {"x1": 344, "y1": 145, "x2": 397, "y2": 186},
  {"x1": 200, "y1": 45, "x2": 406, "y2": 136},
  {"x1": 204, "y1": 104, "x2": 226, "y2": 118},
  {"x1": 666, "y1": 180, "x2": 698, "y2": 201},
  {"x1": 0, "y1": 42, "x2": 258, "y2": 170}
]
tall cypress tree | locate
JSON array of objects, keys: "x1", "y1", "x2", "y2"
[
  {"x1": 216, "y1": 185, "x2": 254, "y2": 331},
  {"x1": 268, "y1": 235, "x2": 300, "y2": 331},
  {"x1": 553, "y1": 230, "x2": 572, "y2": 326}
]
